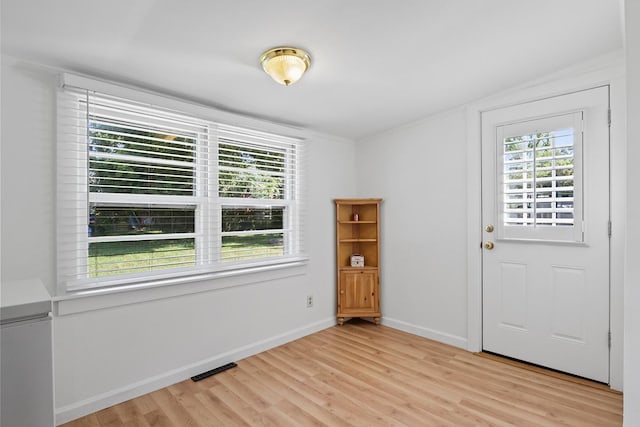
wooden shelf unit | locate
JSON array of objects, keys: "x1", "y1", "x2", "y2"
[{"x1": 335, "y1": 198, "x2": 382, "y2": 325}]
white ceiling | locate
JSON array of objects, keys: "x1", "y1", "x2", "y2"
[{"x1": 1, "y1": 1, "x2": 624, "y2": 140}]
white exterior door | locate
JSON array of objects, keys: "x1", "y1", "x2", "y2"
[{"x1": 481, "y1": 86, "x2": 610, "y2": 383}]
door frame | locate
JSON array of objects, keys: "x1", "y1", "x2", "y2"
[{"x1": 465, "y1": 57, "x2": 626, "y2": 390}]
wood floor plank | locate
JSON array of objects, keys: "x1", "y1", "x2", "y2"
[
  {"x1": 113, "y1": 399, "x2": 149, "y2": 425},
  {"x1": 166, "y1": 381, "x2": 224, "y2": 427},
  {"x1": 94, "y1": 407, "x2": 123, "y2": 426},
  {"x1": 62, "y1": 414, "x2": 102, "y2": 427},
  {"x1": 243, "y1": 355, "x2": 354, "y2": 419},
  {"x1": 121, "y1": 418, "x2": 151, "y2": 427},
  {"x1": 453, "y1": 353, "x2": 622, "y2": 409},
  {"x1": 194, "y1": 388, "x2": 250, "y2": 427},
  {"x1": 148, "y1": 387, "x2": 200, "y2": 426},
  {"x1": 62, "y1": 320, "x2": 623, "y2": 426},
  {"x1": 477, "y1": 351, "x2": 620, "y2": 392},
  {"x1": 255, "y1": 352, "x2": 397, "y2": 426},
  {"x1": 241, "y1": 357, "x2": 352, "y2": 427},
  {"x1": 213, "y1": 370, "x2": 275, "y2": 412},
  {"x1": 303, "y1": 344, "x2": 466, "y2": 425},
  {"x1": 130, "y1": 393, "x2": 159, "y2": 417},
  {"x1": 306, "y1": 333, "x2": 477, "y2": 409},
  {"x1": 205, "y1": 382, "x2": 274, "y2": 426},
  {"x1": 271, "y1": 398, "x2": 331, "y2": 427}
]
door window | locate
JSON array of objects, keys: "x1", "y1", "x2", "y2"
[{"x1": 497, "y1": 112, "x2": 583, "y2": 242}]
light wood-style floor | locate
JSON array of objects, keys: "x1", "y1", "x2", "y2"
[{"x1": 63, "y1": 320, "x2": 623, "y2": 426}]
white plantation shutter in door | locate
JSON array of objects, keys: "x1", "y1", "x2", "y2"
[
  {"x1": 496, "y1": 112, "x2": 583, "y2": 243},
  {"x1": 57, "y1": 83, "x2": 305, "y2": 293}
]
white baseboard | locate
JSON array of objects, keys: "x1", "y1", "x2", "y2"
[
  {"x1": 55, "y1": 317, "x2": 336, "y2": 425},
  {"x1": 381, "y1": 317, "x2": 468, "y2": 350}
]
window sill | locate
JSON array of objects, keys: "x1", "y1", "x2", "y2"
[{"x1": 53, "y1": 258, "x2": 308, "y2": 316}]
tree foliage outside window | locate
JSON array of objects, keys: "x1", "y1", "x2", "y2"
[
  {"x1": 88, "y1": 118, "x2": 196, "y2": 196},
  {"x1": 217, "y1": 140, "x2": 289, "y2": 261},
  {"x1": 218, "y1": 141, "x2": 285, "y2": 199}
]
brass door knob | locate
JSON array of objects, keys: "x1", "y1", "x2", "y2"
[
  {"x1": 485, "y1": 225, "x2": 494, "y2": 232},
  {"x1": 484, "y1": 241, "x2": 495, "y2": 250}
]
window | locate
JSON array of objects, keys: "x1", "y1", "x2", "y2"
[
  {"x1": 496, "y1": 112, "x2": 583, "y2": 242},
  {"x1": 57, "y1": 88, "x2": 305, "y2": 292},
  {"x1": 218, "y1": 136, "x2": 291, "y2": 262}
]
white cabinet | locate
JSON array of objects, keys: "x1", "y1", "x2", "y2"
[{"x1": 1, "y1": 279, "x2": 54, "y2": 427}]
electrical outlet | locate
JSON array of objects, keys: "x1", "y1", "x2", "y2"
[{"x1": 306, "y1": 295, "x2": 313, "y2": 308}]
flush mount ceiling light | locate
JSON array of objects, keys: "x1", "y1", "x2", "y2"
[{"x1": 260, "y1": 47, "x2": 311, "y2": 86}]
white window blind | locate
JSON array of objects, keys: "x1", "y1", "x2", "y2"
[{"x1": 57, "y1": 86, "x2": 305, "y2": 292}]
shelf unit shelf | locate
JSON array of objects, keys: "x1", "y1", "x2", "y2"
[
  {"x1": 338, "y1": 220, "x2": 377, "y2": 224},
  {"x1": 338, "y1": 266, "x2": 378, "y2": 271},
  {"x1": 334, "y1": 198, "x2": 382, "y2": 326}
]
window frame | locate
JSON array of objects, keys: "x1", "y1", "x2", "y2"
[{"x1": 57, "y1": 82, "x2": 306, "y2": 294}]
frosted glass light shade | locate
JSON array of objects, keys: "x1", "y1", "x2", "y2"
[{"x1": 260, "y1": 47, "x2": 311, "y2": 86}]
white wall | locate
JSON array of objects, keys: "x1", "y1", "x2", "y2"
[
  {"x1": 356, "y1": 108, "x2": 469, "y2": 347},
  {"x1": 0, "y1": 57, "x2": 357, "y2": 424},
  {"x1": 624, "y1": 0, "x2": 640, "y2": 424},
  {"x1": 1, "y1": 60, "x2": 57, "y2": 294}
]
